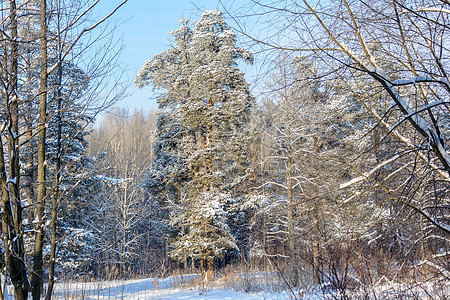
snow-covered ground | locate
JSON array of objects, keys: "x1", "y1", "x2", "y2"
[
  {"x1": 4, "y1": 273, "x2": 448, "y2": 299},
  {"x1": 47, "y1": 275, "x2": 296, "y2": 299}
]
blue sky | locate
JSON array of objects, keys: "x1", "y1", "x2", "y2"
[{"x1": 94, "y1": 0, "x2": 229, "y2": 116}]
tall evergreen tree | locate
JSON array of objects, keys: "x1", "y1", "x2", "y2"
[{"x1": 136, "y1": 10, "x2": 254, "y2": 277}]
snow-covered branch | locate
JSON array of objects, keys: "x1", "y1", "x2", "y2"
[
  {"x1": 392, "y1": 76, "x2": 450, "y2": 90},
  {"x1": 339, "y1": 153, "x2": 401, "y2": 189},
  {"x1": 388, "y1": 100, "x2": 450, "y2": 133},
  {"x1": 417, "y1": 7, "x2": 450, "y2": 14},
  {"x1": 370, "y1": 72, "x2": 450, "y2": 175}
]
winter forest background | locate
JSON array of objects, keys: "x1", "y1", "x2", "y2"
[{"x1": 0, "y1": 0, "x2": 448, "y2": 299}]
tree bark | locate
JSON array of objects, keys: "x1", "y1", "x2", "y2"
[
  {"x1": 31, "y1": 0, "x2": 48, "y2": 298},
  {"x1": 312, "y1": 137, "x2": 320, "y2": 285},
  {"x1": 286, "y1": 127, "x2": 295, "y2": 259},
  {"x1": 45, "y1": 48, "x2": 63, "y2": 300},
  {"x1": 1, "y1": 1, "x2": 30, "y2": 299}
]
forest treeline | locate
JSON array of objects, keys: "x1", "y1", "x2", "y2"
[{"x1": 0, "y1": 0, "x2": 449, "y2": 299}]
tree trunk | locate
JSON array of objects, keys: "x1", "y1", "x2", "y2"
[
  {"x1": 45, "y1": 52, "x2": 63, "y2": 300},
  {"x1": 31, "y1": 0, "x2": 48, "y2": 298},
  {"x1": 206, "y1": 257, "x2": 214, "y2": 281},
  {"x1": 182, "y1": 225, "x2": 187, "y2": 273},
  {"x1": 0, "y1": 135, "x2": 29, "y2": 300},
  {"x1": 312, "y1": 202, "x2": 320, "y2": 284},
  {"x1": 286, "y1": 128, "x2": 295, "y2": 260},
  {"x1": 312, "y1": 137, "x2": 320, "y2": 285},
  {"x1": 1, "y1": 1, "x2": 30, "y2": 299}
]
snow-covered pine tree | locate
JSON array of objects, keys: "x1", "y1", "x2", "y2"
[
  {"x1": 136, "y1": 10, "x2": 254, "y2": 277},
  {"x1": 17, "y1": 7, "x2": 119, "y2": 285},
  {"x1": 45, "y1": 58, "x2": 100, "y2": 278},
  {"x1": 20, "y1": 53, "x2": 102, "y2": 280}
]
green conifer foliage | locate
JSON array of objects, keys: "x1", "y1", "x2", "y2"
[{"x1": 136, "y1": 10, "x2": 253, "y2": 272}]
